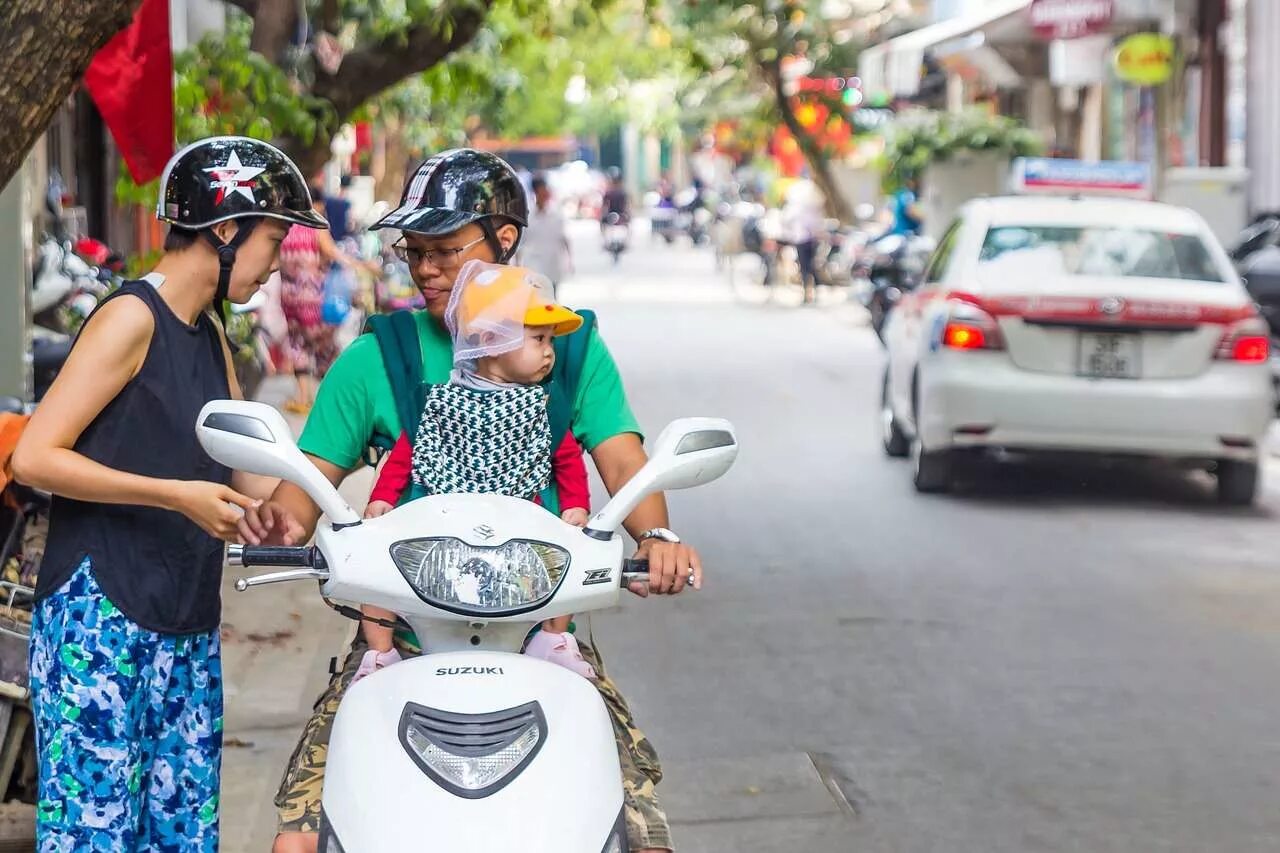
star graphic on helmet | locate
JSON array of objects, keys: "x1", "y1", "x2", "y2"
[{"x1": 204, "y1": 151, "x2": 266, "y2": 205}]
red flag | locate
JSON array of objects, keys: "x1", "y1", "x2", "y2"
[{"x1": 84, "y1": 0, "x2": 174, "y2": 184}]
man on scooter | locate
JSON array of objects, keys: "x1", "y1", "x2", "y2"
[{"x1": 239, "y1": 148, "x2": 698, "y2": 853}]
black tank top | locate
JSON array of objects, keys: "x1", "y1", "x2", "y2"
[{"x1": 37, "y1": 279, "x2": 232, "y2": 634}]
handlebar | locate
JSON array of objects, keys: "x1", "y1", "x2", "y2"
[
  {"x1": 620, "y1": 558, "x2": 698, "y2": 591},
  {"x1": 227, "y1": 545, "x2": 321, "y2": 569},
  {"x1": 227, "y1": 545, "x2": 328, "y2": 592}
]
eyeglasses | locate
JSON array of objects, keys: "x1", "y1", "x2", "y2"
[{"x1": 392, "y1": 235, "x2": 488, "y2": 269}]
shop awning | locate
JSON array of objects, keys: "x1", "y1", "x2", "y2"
[{"x1": 859, "y1": 0, "x2": 1032, "y2": 97}]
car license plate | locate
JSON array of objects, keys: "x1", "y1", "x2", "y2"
[{"x1": 1078, "y1": 332, "x2": 1140, "y2": 378}]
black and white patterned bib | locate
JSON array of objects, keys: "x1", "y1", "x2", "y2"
[{"x1": 411, "y1": 383, "x2": 552, "y2": 500}]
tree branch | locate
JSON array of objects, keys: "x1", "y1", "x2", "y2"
[
  {"x1": 759, "y1": 54, "x2": 853, "y2": 223},
  {"x1": 248, "y1": 0, "x2": 297, "y2": 64},
  {"x1": 313, "y1": 0, "x2": 494, "y2": 117}
]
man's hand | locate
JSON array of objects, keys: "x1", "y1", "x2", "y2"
[
  {"x1": 237, "y1": 500, "x2": 306, "y2": 546},
  {"x1": 628, "y1": 538, "x2": 702, "y2": 597}
]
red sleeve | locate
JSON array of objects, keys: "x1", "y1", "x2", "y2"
[
  {"x1": 369, "y1": 433, "x2": 413, "y2": 506},
  {"x1": 552, "y1": 432, "x2": 591, "y2": 512}
]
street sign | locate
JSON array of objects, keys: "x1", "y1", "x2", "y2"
[
  {"x1": 1011, "y1": 158, "x2": 1153, "y2": 199},
  {"x1": 1113, "y1": 33, "x2": 1176, "y2": 86},
  {"x1": 1028, "y1": 0, "x2": 1113, "y2": 41}
]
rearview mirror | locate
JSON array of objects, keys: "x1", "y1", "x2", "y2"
[
  {"x1": 195, "y1": 400, "x2": 360, "y2": 526},
  {"x1": 587, "y1": 418, "x2": 738, "y2": 536}
]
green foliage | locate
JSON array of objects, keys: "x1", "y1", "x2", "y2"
[
  {"x1": 881, "y1": 109, "x2": 1044, "y2": 193},
  {"x1": 115, "y1": 14, "x2": 332, "y2": 206},
  {"x1": 378, "y1": 0, "x2": 686, "y2": 146}
]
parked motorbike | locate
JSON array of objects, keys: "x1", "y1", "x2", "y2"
[
  {"x1": 1228, "y1": 215, "x2": 1280, "y2": 408},
  {"x1": 0, "y1": 400, "x2": 44, "y2": 846},
  {"x1": 225, "y1": 290, "x2": 274, "y2": 401},
  {"x1": 196, "y1": 400, "x2": 737, "y2": 853},
  {"x1": 857, "y1": 233, "x2": 935, "y2": 342}
]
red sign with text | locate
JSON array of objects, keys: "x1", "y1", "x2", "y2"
[{"x1": 1029, "y1": 0, "x2": 1113, "y2": 40}]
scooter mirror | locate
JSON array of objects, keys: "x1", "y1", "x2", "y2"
[
  {"x1": 587, "y1": 417, "x2": 738, "y2": 535},
  {"x1": 195, "y1": 400, "x2": 360, "y2": 526}
]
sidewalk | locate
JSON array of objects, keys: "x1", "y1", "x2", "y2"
[{"x1": 219, "y1": 377, "x2": 370, "y2": 853}]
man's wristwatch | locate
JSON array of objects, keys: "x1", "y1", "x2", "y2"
[{"x1": 638, "y1": 528, "x2": 681, "y2": 544}]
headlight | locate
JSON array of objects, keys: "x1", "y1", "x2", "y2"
[
  {"x1": 400, "y1": 701, "x2": 547, "y2": 798},
  {"x1": 390, "y1": 537, "x2": 570, "y2": 615}
]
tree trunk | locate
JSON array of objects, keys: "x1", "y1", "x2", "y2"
[
  {"x1": 248, "y1": 0, "x2": 298, "y2": 65},
  {"x1": 0, "y1": 0, "x2": 142, "y2": 189},
  {"x1": 760, "y1": 58, "x2": 854, "y2": 224},
  {"x1": 277, "y1": 0, "x2": 494, "y2": 178}
]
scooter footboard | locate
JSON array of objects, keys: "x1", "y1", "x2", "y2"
[{"x1": 323, "y1": 652, "x2": 626, "y2": 852}]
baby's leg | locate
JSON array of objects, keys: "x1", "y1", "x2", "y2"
[
  {"x1": 541, "y1": 615, "x2": 573, "y2": 633},
  {"x1": 526, "y1": 616, "x2": 595, "y2": 679}
]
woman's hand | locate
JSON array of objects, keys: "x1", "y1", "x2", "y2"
[
  {"x1": 168, "y1": 481, "x2": 260, "y2": 541},
  {"x1": 236, "y1": 499, "x2": 307, "y2": 546}
]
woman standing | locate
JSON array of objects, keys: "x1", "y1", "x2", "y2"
[
  {"x1": 279, "y1": 190, "x2": 365, "y2": 413},
  {"x1": 11, "y1": 137, "x2": 327, "y2": 851}
]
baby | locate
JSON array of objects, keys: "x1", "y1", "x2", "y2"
[{"x1": 356, "y1": 262, "x2": 596, "y2": 681}]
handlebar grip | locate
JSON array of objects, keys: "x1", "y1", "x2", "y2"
[
  {"x1": 228, "y1": 545, "x2": 315, "y2": 569},
  {"x1": 620, "y1": 558, "x2": 649, "y2": 588}
]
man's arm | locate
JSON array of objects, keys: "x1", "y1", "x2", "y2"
[
  {"x1": 591, "y1": 433, "x2": 700, "y2": 596},
  {"x1": 237, "y1": 454, "x2": 349, "y2": 545}
]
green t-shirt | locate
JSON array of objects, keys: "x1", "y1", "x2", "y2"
[{"x1": 298, "y1": 310, "x2": 642, "y2": 515}]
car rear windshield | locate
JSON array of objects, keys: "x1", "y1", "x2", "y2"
[{"x1": 978, "y1": 225, "x2": 1226, "y2": 283}]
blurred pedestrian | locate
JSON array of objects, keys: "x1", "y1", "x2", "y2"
[
  {"x1": 783, "y1": 178, "x2": 825, "y2": 305},
  {"x1": 889, "y1": 175, "x2": 924, "y2": 237},
  {"x1": 519, "y1": 174, "x2": 572, "y2": 289},
  {"x1": 280, "y1": 189, "x2": 364, "y2": 413},
  {"x1": 325, "y1": 175, "x2": 354, "y2": 243}
]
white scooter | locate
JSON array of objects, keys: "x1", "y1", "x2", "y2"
[{"x1": 196, "y1": 400, "x2": 738, "y2": 852}]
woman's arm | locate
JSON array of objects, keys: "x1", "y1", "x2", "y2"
[
  {"x1": 318, "y1": 228, "x2": 381, "y2": 276},
  {"x1": 12, "y1": 296, "x2": 258, "y2": 540}
]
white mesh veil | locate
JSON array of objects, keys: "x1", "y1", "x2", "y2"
[{"x1": 444, "y1": 261, "x2": 560, "y2": 366}]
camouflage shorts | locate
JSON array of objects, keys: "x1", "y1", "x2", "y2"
[{"x1": 276, "y1": 633, "x2": 672, "y2": 851}]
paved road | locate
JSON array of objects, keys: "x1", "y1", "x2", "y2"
[{"x1": 223, "y1": 220, "x2": 1280, "y2": 852}]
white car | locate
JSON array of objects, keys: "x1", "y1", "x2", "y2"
[{"x1": 881, "y1": 195, "x2": 1274, "y2": 504}]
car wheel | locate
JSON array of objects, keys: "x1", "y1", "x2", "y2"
[
  {"x1": 881, "y1": 376, "x2": 909, "y2": 458},
  {"x1": 912, "y1": 439, "x2": 953, "y2": 493},
  {"x1": 1216, "y1": 459, "x2": 1259, "y2": 506}
]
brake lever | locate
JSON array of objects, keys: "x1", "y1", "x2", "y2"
[{"x1": 234, "y1": 568, "x2": 329, "y2": 592}]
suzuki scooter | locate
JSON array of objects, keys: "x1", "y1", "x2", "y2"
[{"x1": 196, "y1": 400, "x2": 738, "y2": 852}]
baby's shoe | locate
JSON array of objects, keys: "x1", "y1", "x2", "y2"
[{"x1": 523, "y1": 630, "x2": 597, "y2": 680}]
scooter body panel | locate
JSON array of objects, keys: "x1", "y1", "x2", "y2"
[{"x1": 323, "y1": 652, "x2": 624, "y2": 851}]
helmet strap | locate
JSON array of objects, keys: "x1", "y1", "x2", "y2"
[
  {"x1": 201, "y1": 218, "x2": 259, "y2": 320},
  {"x1": 479, "y1": 218, "x2": 520, "y2": 263}
]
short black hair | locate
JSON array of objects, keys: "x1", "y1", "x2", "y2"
[
  {"x1": 531, "y1": 175, "x2": 548, "y2": 192},
  {"x1": 164, "y1": 226, "x2": 200, "y2": 252}
]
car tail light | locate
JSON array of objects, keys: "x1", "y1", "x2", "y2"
[
  {"x1": 942, "y1": 300, "x2": 1005, "y2": 351},
  {"x1": 1216, "y1": 316, "x2": 1271, "y2": 363}
]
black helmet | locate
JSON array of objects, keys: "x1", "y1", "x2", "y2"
[
  {"x1": 372, "y1": 149, "x2": 528, "y2": 261},
  {"x1": 157, "y1": 136, "x2": 327, "y2": 230},
  {"x1": 156, "y1": 136, "x2": 327, "y2": 306}
]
